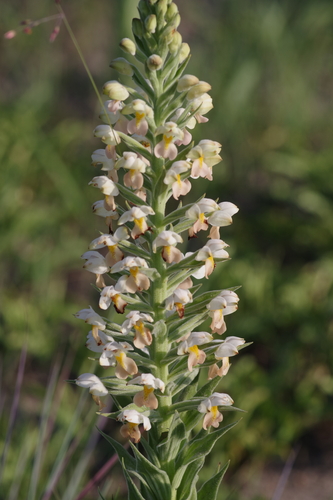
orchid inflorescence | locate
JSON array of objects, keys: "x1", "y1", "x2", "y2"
[{"x1": 74, "y1": 0, "x2": 248, "y2": 498}]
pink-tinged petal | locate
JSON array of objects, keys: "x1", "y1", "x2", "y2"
[
  {"x1": 195, "y1": 114, "x2": 209, "y2": 124},
  {"x1": 154, "y1": 141, "x2": 165, "y2": 158},
  {"x1": 105, "y1": 246, "x2": 124, "y2": 267},
  {"x1": 120, "y1": 423, "x2": 141, "y2": 443},
  {"x1": 205, "y1": 256, "x2": 215, "y2": 278},
  {"x1": 178, "y1": 277, "x2": 193, "y2": 290},
  {"x1": 203, "y1": 410, "x2": 223, "y2": 430},
  {"x1": 108, "y1": 170, "x2": 118, "y2": 182},
  {"x1": 188, "y1": 347, "x2": 206, "y2": 371},
  {"x1": 104, "y1": 195, "x2": 116, "y2": 211},
  {"x1": 135, "y1": 273, "x2": 150, "y2": 291},
  {"x1": 208, "y1": 226, "x2": 220, "y2": 239},
  {"x1": 133, "y1": 329, "x2": 153, "y2": 349},
  {"x1": 96, "y1": 274, "x2": 106, "y2": 288},
  {"x1": 221, "y1": 357, "x2": 231, "y2": 376},
  {"x1": 162, "y1": 246, "x2": 182, "y2": 264},
  {"x1": 123, "y1": 171, "x2": 144, "y2": 190},
  {"x1": 208, "y1": 363, "x2": 225, "y2": 379},
  {"x1": 166, "y1": 143, "x2": 178, "y2": 160},
  {"x1": 112, "y1": 294, "x2": 127, "y2": 314},
  {"x1": 114, "y1": 115, "x2": 129, "y2": 134}
]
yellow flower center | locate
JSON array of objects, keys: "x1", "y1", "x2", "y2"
[
  {"x1": 163, "y1": 135, "x2": 173, "y2": 149},
  {"x1": 129, "y1": 267, "x2": 139, "y2": 278},
  {"x1": 211, "y1": 406, "x2": 219, "y2": 419},
  {"x1": 134, "y1": 321, "x2": 145, "y2": 336},
  {"x1": 199, "y1": 155, "x2": 204, "y2": 167},
  {"x1": 188, "y1": 345, "x2": 200, "y2": 359},
  {"x1": 108, "y1": 244, "x2": 117, "y2": 256},
  {"x1": 134, "y1": 217, "x2": 145, "y2": 231},
  {"x1": 130, "y1": 168, "x2": 136, "y2": 178},
  {"x1": 143, "y1": 385, "x2": 154, "y2": 400},
  {"x1": 199, "y1": 212, "x2": 205, "y2": 223},
  {"x1": 176, "y1": 173, "x2": 182, "y2": 185},
  {"x1": 207, "y1": 255, "x2": 214, "y2": 266},
  {"x1": 135, "y1": 112, "x2": 145, "y2": 126},
  {"x1": 115, "y1": 351, "x2": 126, "y2": 368}
]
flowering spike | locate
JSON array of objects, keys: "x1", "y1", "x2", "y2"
[{"x1": 72, "y1": 0, "x2": 247, "y2": 495}]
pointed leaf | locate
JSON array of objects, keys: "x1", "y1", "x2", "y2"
[
  {"x1": 122, "y1": 461, "x2": 147, "y2": 500},
  {"x1": 178, "y1": 421, "x2": 240, "y2": 467},
  {"x1": 178, "y1": 456, "x2": 204, "y2": 500},
  {"x1": 98, "y1": 428, "x2": 135, "y2": 470},
  {"x1": 129, "y1": 441, "x2": 172, "y2": 500},
  {"x1": 197, "y1": 461, "x2": 230, "y2": 500}
]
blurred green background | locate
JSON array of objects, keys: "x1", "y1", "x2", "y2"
[{"x1": 1, "y1": 0, "x2": 333, "y2": 498}]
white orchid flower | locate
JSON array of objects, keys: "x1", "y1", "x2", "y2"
[
  {"x1": 99, "y1": 285, "x2": 128, "y2": 314},
  {"x1": 198, "y1": 392, "x2": 234, "y2": 429},
  {"x1": 164, "y1": 161, "x2": 192, "y2": 200},
  {"x1": 177, "y1": 331, "x2": 212, "y2": 371},
  {"x1": 93, "y1": 125, "x2": 121, "y2": 146},
  {"x1": 165, "y1": 288, "x2": 193, "y2": 318},
  {"x1": 122, "y1": 311, "x2": 154, "y2": 349},
  {"x1": 89, "y1": 227, "x2": 129, "y2": 267},
  {"x1": 187, "y1": 139, "x2": 222, "y2": 180},
  {"x1": 112, "y1": 256, "x2": 151, "y2": 293},
  {"x1": 76, "y1": 373, "x2": 108, "y2": 409},
  {"x1": 207, "y1": 290, "x2": 240, "y2": 334},
  {"x1": 154, "y1": 122, "x2": 184, "y2": 160},
  {"x1": 117, "y1": 409, "x2": 151, "y2": 443},
  {"x1": 99, "y1": 341, "x2": 138, "y2": 379},
  {"x1": 208, "y1": 336, "x2": 245, "y2": 379},
  {"x1": 196, "y1": 239, "x2": 229, "y2": 278},
  {"x1": 122, "y1": 99, "x2": 153, "y2": 136},
  {"x1": 131, "y1": 373, "x2": 165, "y2": 409},
  {"x1": 118, "y1": 205, "x2": 155, "y2": 239},
  {"x1": 153, "y1": 230, "x2": 183, "y2": 263}
]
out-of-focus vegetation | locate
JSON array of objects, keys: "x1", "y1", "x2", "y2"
[{"x1": 1, "y1": 0, "x2": 333, "y2": 498}]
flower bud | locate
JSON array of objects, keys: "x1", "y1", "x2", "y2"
[
  {"x1": 168, "y1": 31, "x2": 182, "y2": 54},
  {"x1": 103, "y1": 81, "x2": 129, "y2": 101},
  {"x1": 119, "y1": 38, "x2": 136, "y2": 56},
  {"x1": 166, "y1": 2, "x2": 179, "y2": 21},
  {"x1": 132, "y1": 18, "x2": 144, "y2": 38},
  {"x1": 147, "y1": 54, "x2": 163, "y2": 71},
  {"x1": 179, "y1": 43, "x2": 190, "y2": 63},
  {"x1": 177, "y1": 75, "x2": 199, "y2": 92},
  {"x1": 156, "y1": 0, "x2": 168, "y2": 16},
  {"x1": 145, "y1": 14, "x2": 157, "y2": 33},
  {"x1": 109, "y1": 58, "x2": 134, "y2": 76},
  {"x1": 187, "y1": 81, "x2": 212, "y2": 100}
]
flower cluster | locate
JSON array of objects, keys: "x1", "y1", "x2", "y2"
[{"x1": 73, "y1": 1, "x2": 248, "y2": 497}]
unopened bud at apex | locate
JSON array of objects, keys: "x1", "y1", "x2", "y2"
[
  {"x1": 147, "y1": 54, "x2": 163, "y2": 71},
  {"x1": 166, "y1": 2, "x2": 179, "y2": 21},
  {"x1": 132, "y1": 18, "x2": 144, "y2": 38},
  {"x1": 110, "y1": 58, "x2": 134, "y2": 76},
  {"x1": 177, "y1": 74, "x2": 200, "y2": 92},
  {"x1": 156, "y1": 0, "x2": 168, "y2": 16},
  {"x1": 179, "y1": 43, "x2": 190, "y2": 63},
  {"x1": 187, "y1": 81, "x2": 212, "y2": 100},
  {"x1": 103, "y1": 81, "x2": 129, "y2": 101},
  {"x1": 168, "y1": 31, "x2": 182, "y2": 54},
  {"x1": 145, "y1": 14, "x2": 157, "y2": 33},
  {"x1": 119, "y1": 38, "x2": 136, "y2": 56}
]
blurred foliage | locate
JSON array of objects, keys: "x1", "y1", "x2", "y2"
[{"x1": 1, "y1": 0, "x2": 333, "y2": 498}]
